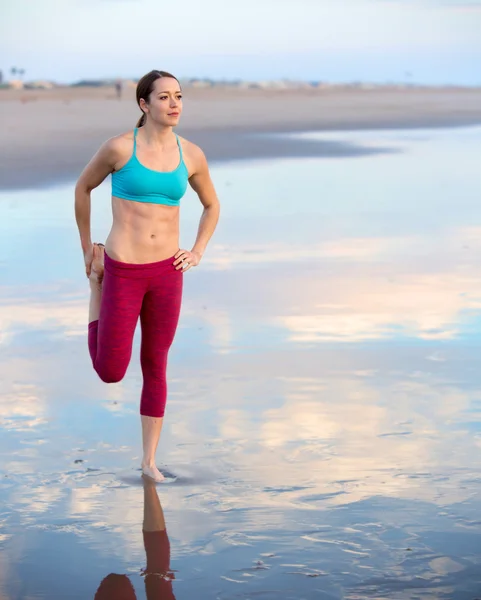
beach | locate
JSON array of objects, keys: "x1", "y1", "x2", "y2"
[
  {"x1": 2, "y1": 85, "x2": 481, "y2": 189},
  {"x1": 2, "y1": 87, "x2": 481, "y2": 598},
  {"x1": 2, "y1": 125, "x2": 481, "y2": 598}
]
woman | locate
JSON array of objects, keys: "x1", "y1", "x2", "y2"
[{"x1": 75, "y1": 70, "x2": 220, "y2": 483}]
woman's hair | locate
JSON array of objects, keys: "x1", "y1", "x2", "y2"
[
  {"x1": 94, "y1": 574, "x2": 136, "y2": 600},
  {"x1": 135, "y1": 70, "x2": 180, "y2": 127}
]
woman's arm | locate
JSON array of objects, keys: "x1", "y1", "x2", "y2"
[
  {"x1": 174, "y1": 146, "x2": 220, "y2": 271},
  {"x1": 74, "y1": 139, "x2": 119, "y2": 276}
]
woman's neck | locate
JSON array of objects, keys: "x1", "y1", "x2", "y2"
[{"x1": 140, "y1": 122, "x2": 174, "y2": 147}]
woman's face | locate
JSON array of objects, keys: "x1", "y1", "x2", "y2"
[{"x1": 141, "y1": 77, "x2": 183, "y2": 126}]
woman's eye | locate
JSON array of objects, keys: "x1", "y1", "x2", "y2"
[{"x1": 160, "y1": 96, "x2": 168, "y2": 100}]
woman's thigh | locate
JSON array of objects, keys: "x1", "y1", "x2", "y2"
[
  {"x1": 96, "y1": 268, "x2": 147, "y2": 374},
  {"x1": 140, "y1": 269, "x2": 183, "y2": 362}
]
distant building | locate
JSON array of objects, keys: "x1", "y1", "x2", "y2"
[
  {"x1": 71, "y1": 79, "x2": 111, "y2": 87},
  {"x1": 24, "y1": 80, "x2": 55, "y2": 89},
  {"x1": 189, "y1": 80, "x2": 213, "y2": 88}
]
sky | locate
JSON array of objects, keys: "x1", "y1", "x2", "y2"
[{"x1": 1, "y1": 0, "x2": 480, "y2": 85}]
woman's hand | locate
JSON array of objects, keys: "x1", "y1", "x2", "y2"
[
  {"x1": 173, "y1": 249, "x2": 202, "y2": 272},
  {"x1": 83, "y1": 244, "x2": 94, "y2": 278}
]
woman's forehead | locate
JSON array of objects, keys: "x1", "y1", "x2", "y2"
[{"x1": 152, "y1": 77, "x2": 181, "y2": 93}]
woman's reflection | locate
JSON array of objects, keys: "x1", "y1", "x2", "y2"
[{"x1": 94, "y1": 476, "x2": 176, "y2": 599}]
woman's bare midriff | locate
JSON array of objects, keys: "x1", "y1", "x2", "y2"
[{"x1": 104, "y1": 196, "x2": 180, "y2": 264}]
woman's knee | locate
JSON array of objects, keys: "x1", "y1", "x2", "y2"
[{"x1": 94, "y1": 362, "x2": 128, "y2": 384}]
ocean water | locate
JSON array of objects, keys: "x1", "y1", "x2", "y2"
[{"x1": 0, "y1": 127, "x2": 481, "y2": 599}]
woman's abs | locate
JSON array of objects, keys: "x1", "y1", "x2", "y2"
[{"x1": 105, "y1": 196, "x2": 180, "y2": 263}]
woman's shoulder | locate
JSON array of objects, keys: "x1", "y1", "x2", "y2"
[
  {"x1": 92, "y1": 131, "x2": 136, "y2": 171},
  {"x1": 176, "y1": 135, "x2": 207, "y2": 165},
  {"x1": 103, "y1": 130, "x2": 136, "y2": 156}
]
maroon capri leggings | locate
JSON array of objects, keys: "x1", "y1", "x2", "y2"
[{"x1": 88, "y1": 251, "x2": 183, "y2": 418}]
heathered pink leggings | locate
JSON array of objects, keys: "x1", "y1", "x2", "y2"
[{"x1": 88, "y1": 252, "x2": 183, "y2": 418}]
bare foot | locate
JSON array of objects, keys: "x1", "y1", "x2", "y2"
[
  {"x1": 141, "y1": 464, "x2": 165, "y2": 483},
  {"x1": 89, "y1": 243, "x2": 105, "y2": 288}
]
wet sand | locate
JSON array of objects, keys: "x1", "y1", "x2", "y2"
[
  {"x1": 1, "y1": 85, "x2": 481, "y2": 190},
  {"x1": 1, "y1": 127, "x2": 481, "y2": 598}
]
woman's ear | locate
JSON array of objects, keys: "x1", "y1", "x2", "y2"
[{"x1": 139, "y1": 97, "x2": 149, "y2": 115}]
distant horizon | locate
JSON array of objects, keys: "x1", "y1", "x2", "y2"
[{"x1": 3, "y1": 72, "x2": 481, "y2": 89}]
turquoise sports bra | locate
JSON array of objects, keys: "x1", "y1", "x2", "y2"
[{"x1": 111, "y1": 128, "x2": 188, "y2": 206}]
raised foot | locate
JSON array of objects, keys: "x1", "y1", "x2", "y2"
[
  {"x1": 141, "y1": 464, "x2": 165, "y2": 483},
  {"x1": 89, "y1": 243, "x2": 105, "y2": 288}
]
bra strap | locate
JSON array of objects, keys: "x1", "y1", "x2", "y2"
[
  {"x1": 175, "y1": 133, "x2": 184, "y2": 161},
  {"x1": 133, "y1": 127, "x2": 138, "y2": 156}
]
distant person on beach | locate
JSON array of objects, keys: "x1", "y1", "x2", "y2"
[
  {"x1": 94, "y1": 476, "x2": 176, "y2": 599},
  {"x1": 74, "y1": 69, "x2": 220, "y2": 483},
  {"x1": 115, "y1": 79, "x2": 123, "y2": 99}
]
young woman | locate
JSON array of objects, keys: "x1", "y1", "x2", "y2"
[{"x1": 75, "y1": 70, "x2": 220, "y2": 483}]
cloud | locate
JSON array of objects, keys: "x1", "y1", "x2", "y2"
[{"x1": 447, "y1": 3, "x2": 481, "y2": 10}]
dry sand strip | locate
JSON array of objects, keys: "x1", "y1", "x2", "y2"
[{"x1": 1, "y1": 86, "x2": 481, "y2": 191}]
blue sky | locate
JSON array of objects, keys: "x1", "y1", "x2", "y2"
[{"x1": 1, "y1": 0, "x2": 480, "y2": 85}]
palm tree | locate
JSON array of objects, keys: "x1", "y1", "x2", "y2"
[{"x1": 10, "y1": 67, "x2": 17, "y2": 78}]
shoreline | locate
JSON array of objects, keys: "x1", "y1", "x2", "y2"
[{"x1": 2, "y1": 86, "x2": 481, "y2": 191}]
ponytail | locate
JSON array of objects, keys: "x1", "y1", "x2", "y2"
[{"x1": 136, "y1": 112, "x2": 146, "y2": 128}]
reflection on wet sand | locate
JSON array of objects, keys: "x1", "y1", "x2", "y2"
[
  {"x1": 94, "y1": 478, "x2": 175, "y2": 600},
  {"x1": 2, "y1": 223, "x2": 481, "y2": 349},
  {"x1": 1, "y1": 127, "x2": 481, "y2": 598}
]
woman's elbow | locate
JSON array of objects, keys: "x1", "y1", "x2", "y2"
[
  {"x1": 75, "y1": 176, "x2": 94, "y2": 196},
  {"x1": 206, "y1": 196, "x2": 220, "y2": 212}
]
